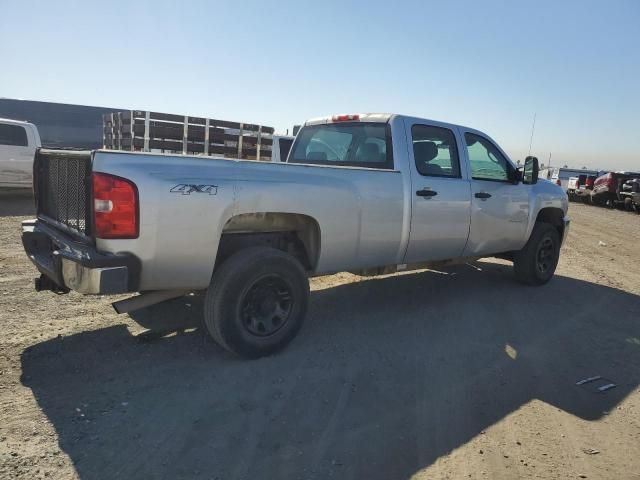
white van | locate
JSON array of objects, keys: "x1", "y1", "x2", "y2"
[{"x1": 0, "y1": 118, "x2": 41, "y2": 189}]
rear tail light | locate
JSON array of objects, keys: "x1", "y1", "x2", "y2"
[
  {"x1": 331, "y1": 114, "x2": 360, "y2": 122},
  {"x1": 604, "y1": 174, "x2": 616, "y2": 191},
  {"x1": 586, "y1": 177, "x2": 594, "y2": 189},
  {"x1": 92, "y1": 172, "x2": 139, "y2": 239}
]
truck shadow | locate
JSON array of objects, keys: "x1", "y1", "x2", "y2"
[
  {"x1": 21, "y1": 262, "x2": 640, "y2": 479},
  {"x1": 0, "y1": 191, "x2": 35, "y2": 217}
]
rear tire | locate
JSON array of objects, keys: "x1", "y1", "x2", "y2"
[
  {"x1": 204, "y1": 247, "x2": 309, "y2": 358},
  {"x1": 513, "y1": 222, "x2": 560, "y2": 286}
]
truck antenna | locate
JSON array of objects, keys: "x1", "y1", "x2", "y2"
[{"x1": 528, "y1": 113, "x2": 536, "y2": 156}]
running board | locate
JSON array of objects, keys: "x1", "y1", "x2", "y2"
[{"x1": 112, "y1": 290, "x2": 189, "y2": 314}]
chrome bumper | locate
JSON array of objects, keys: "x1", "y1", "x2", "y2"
[
  {"x1": 60, "y1": 258, "x2": 129, "y2": 294},
  {"x1": 22, "y1": 219, "x2": 139, "y2": 295}
]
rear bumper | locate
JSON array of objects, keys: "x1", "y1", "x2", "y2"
[
  {"x1": 568, "y1": 187, "x2": 590, "y2": 196},
  {"x1": 21, "y1": 219, "x2": 140, "y2": 294}
]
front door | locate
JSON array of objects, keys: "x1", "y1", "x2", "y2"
[
  {"x1": 404, "y1": 121, "x2": 471, "y2": 263},
  {"x1": 461, "y1": 131, "x2": 530, "y2": 256}
]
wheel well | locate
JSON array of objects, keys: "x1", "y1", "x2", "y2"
[
  {"x1": 215, "y1": 213, "x2": 320, "y2": 271},
  {"x1": 536, "y1": 207, "x2": 565, "y2": 239}
]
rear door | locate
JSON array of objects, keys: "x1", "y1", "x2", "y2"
[
  {"x1": 0, "y1": 123, "x2": 33, "y2": 187},
  {"x1": 404, "y1": 120, "x2": 471, "y2": 263},
  {"x1": 461, "y1": 131, "x2": 530, "y2": 256}
]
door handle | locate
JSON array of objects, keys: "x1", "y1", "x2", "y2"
[
  {"x1": 416, "y1": 189, "x2": 438, "y2": 197},
  {"x1": 474, "y1": 192, "x2": 492, "y2": 199}
]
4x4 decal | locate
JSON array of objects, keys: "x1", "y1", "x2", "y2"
[{"x1": 170, "y1": 184, "x2": 218, "y2": 195}]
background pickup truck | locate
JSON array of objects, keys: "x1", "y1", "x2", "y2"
[
  {"x1": 0, "y1": 118, "x2": 41, "y2": 189},
  {"x1": 567, "y1": 174, "x2": 597, "y2": 202},
  {"x1": 22, "y1": 113, "x2": 570, "y2": 357}
]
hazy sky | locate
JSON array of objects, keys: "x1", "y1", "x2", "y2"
[{"x1": 1, "y1": 0, "x2": 638, "y2": 170}]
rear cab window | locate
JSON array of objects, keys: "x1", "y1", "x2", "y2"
[
  {"x1": 0, "y1": 124, "x2": 28, "y2": 147},
  {"x1": 289, "y1": 122, "x2": 393, "y2": 169}
]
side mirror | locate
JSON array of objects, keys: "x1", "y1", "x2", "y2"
[{"x1": 523, "y1": 156, "x2": 539, "y2": 185}]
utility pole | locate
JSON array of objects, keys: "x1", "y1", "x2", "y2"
[{"x1": 528, "y1": 113, "x2": 536, "y2": 156}]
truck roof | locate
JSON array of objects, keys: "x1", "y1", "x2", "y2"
[
  {"x1": 304, "y1": 113, "x2": 479, "y2": 133},
  {"x1": 0, "y1": 117, "x2": 35, "y2": 126},
  {"x1": 305, "y1": 113, "x2": 393, "y2": 125}
]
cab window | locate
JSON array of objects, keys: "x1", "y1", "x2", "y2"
[
  {"x1": 411, "y1": 125, "x2": 460, "y2": 177},
  {"x1": 0, "y1": 124, "x2": 28, "y2": 147},
  {"x1": 465, "y1": 133, "x2": 511, "y2": 182}
]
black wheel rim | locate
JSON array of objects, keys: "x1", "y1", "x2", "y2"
[
  {"x1": 536, "y1": 236, "x2": 555, "y2": 275},
  {"x1": 240, "y1": 275, "x2": 293, "y2": 337}
]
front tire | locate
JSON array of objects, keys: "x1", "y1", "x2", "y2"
[
  {"x1": 513, "y1": 222, "x2": 560, "y2": 286},
  {"x1": 204, "y1": 247, "x2": 309, "y2": 358}
]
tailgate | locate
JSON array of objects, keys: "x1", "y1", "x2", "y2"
[{"x1": 34, "y1": 149, "x2": 93, "y2": 239}]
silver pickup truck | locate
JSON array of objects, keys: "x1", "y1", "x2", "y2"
[{"x1": 22, "y1": 113, "x2": 569, "y2": 357}]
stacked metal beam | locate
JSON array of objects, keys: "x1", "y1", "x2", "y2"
[{"x1": 103, "y1": 110, "x2": 275, "y2": 160}]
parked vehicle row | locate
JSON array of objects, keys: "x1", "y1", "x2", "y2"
[
  {"x1": 541, "y1": 167, "x2": 601, "y2": 191},
  {"x1": 567, "y1": 170, "x2": 640, "y2": 213},
  {"x1": 22, "y1": 112, "x2": 569, "y2": 357}
]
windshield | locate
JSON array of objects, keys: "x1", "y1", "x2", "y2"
[{"x1": 289, "y1": 122, "x2": 393, "y2": 169}]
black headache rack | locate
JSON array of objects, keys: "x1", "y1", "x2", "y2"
[{"x1": 33, "y1": 149, "x2": 93, "y2": 240}]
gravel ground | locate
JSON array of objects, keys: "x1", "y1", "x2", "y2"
[{"x1": 0, "y1": 194, "x2": 639, "y2": 480}]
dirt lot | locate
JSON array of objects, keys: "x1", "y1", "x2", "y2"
[{"x1": 0, "y1": 195, "x2": 639, "y2": 480}]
